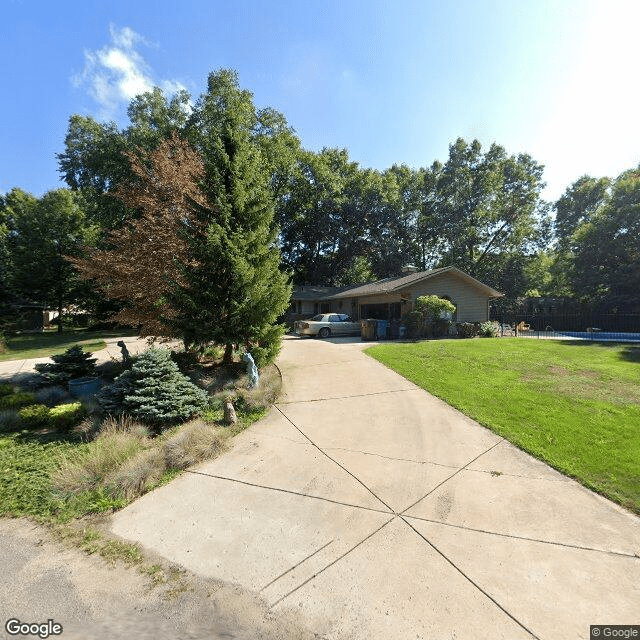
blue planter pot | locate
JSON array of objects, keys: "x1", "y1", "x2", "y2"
[{"x1": 68, "y1": 377, "x2": 101, "y2": 398}]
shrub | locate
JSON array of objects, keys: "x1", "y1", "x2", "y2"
[
  {"x1": 18, "y1": 404, "x2": 50, "y2": 430},
  {"x1": 0, "y1": 391, "x2": 36, "y2": 410},
  {"x1": 402, "y1": 311, "x2": 423, "y2": 339},
  {"x1": 34, "y1": 386, "x2": 73, "y2": 407},
  {"x1": 49, "y1": 402, "x2": 85, "y2": 431},
  {"x1": 415, "y1": 295, "x2": 456, "y2": 322},
  {"x1": 0, "y1": 332, "x2": 6, "y2": 354},
  {"x1": 97, "y1": 348, "x2": 209, "y2": 428},
  {"x1": 0, "y1": 383, "x2": 14, "y2": 397},
  {"x1": 0, "y1": 410, "x2": 20, "y2": 432},
  {"x1": 480, "y1": 321, "x2": 500, "y2": 338},
  {"x1": 456, "y1": 322, "x2": 482, "y2": 338},
  {"x1": 35, "y1": 345, "x2": 97, "y2": 385}
]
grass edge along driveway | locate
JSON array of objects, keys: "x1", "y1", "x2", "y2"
[{"x1": 366, "y1": 338, "x2": 640, "y2": 515}]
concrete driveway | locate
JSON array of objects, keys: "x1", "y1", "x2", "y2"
[{"x1": 111, "y1": 336, "x2": 640, "y2": 640}]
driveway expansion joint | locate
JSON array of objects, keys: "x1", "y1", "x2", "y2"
[
  {"x1": 275, "y1": 387, "x2": 418, "y2": 405},
  {"x1": 184, "y1": 470, "x2": 393, "y2": 516},
  {"x1": 400, "y1": 439, "x2": 506, "y2": 516},
  {"x1": 260, "y1": 538, "x2": 336, "y2": 592},
  {"x1": 402, "y1": 514, "x2": 640, "y2": 559},
  {"x1": 401, "y1": 516, "x2": 541, "y2": 640},
  {"x1": 321, "y1": 445, "x2": 461, "y2": 470},
  {"x1": 275, "y1": 405, "x2": 395, "y2": 513}
]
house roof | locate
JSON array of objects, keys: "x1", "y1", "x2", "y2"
[
  {"x1": 290, "y1": 285, "x2": 354, "y2": 300},
  {"x1": 329, "y1": 266, "x2": 503, "y2": 299}
]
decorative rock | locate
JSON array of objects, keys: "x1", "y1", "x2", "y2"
[{"x1": 223, "y1": 396, "x2": 237, "y2": 426}]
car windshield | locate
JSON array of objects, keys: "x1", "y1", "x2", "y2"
[{"x1": 311, "y1": 315, "x2": 326, "y2": 321}]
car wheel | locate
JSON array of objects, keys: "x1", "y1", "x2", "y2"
[{"x1": 318, "y1": 327, "x2": 331, "y2": 339}]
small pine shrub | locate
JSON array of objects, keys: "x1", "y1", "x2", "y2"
[
  {"x1": 97, "y1": 348, "x2": 209, "y2": 428},
  {"x1": 35, "y1": 345, "x2": 97, "y2": 385},
  {"x1": 18, "y1": 404, "x2": 50, "y2": 429},
  {"x1": 0, "y1": 391, "x2": 36, "y2": 410}
]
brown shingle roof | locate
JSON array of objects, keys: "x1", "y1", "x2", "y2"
[{"x1": 291, "y1": 267, "x2": 503, "y2": 301}]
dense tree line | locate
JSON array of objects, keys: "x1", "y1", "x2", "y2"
[{"x1": 2, "y1": 68, "x2": 638, "y2": 350}]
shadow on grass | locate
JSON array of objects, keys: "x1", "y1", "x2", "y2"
[{"x1": 556, "y1": 340, "x2": 640, "y2": 363}]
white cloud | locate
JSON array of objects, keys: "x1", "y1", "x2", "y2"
[{"x1": 72, "y1": 24, "x2": 185, "y2": 119}]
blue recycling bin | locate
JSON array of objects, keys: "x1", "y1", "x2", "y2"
[{"x1": 376, "y1": 319, "x2": 389, "y2": 340}]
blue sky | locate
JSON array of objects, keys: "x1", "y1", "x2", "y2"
[{"x1": 2, "y1": 0, "x2": 639, "y2": 202}]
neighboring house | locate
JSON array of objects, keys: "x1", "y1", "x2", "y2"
[{"x1": 288, "y1": 266, "x2": 503, "y2": 323}]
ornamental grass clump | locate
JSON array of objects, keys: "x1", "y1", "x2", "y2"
[{"x1": 97, "y1": 348, "x2": 209, "y2": 429}]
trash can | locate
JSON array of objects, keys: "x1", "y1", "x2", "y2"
[
  {"x1": 389, "y1": 320, "x2": 400, "y2": 339},
  {"x1": 360, "y1": 319, "x2": 378, "y2": 341},
  {"x1": 68, "y1": 377, "x2": 101, "y2": 398},
  {"x1": 376, "y1": 319, "x2": 389, "y2": 340},
  {"x1": 398, "y1": 324, "x2": 407, "y2": 339}
]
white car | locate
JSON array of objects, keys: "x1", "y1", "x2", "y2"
[{"x1": 294, "y1": 314, "x2": 361, "y2": 338}]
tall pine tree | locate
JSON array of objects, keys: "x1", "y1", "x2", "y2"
[{"x1": 168, "y1": 71, "x2": 291, "y2": 366}]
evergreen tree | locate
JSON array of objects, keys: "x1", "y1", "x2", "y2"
[
  {"x1": 167, "y1": 70, "x2": 291, "y2": 365},
  {"x1": 35, "y1": 345, "x2": 97, "y2": 384},
  {"x1": 97, "y1": 348, "x2": 208, "y2": 427}
]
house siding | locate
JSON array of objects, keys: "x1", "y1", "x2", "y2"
[{"x1": 405, "y1": 273, "x2": 490, "y2": 322}]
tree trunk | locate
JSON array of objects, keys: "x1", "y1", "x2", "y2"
[
  {"x1": 57, "y1": 294, "x2": 63, "y2": 333},
  {"x1": 223, "y1": 343, "x2": 233, "y2": 365}
]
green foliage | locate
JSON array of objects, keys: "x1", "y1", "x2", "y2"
[
  {"x1": 415, "y1": 295, "x2": 456, "y2": 321},
  {"x1": 456, "y1": 322, "x2": 482, "y2": 338},
  {"x1": 49, "y1": 402, "x2": 85, "y2": 431},
  {"x1": 401, "y1": 296, "x2": 456, "y2": 339},
  {"x1": 479, "y1": 321, "x2": 499, "y2": 337},
  {"x1": 35, "y1": 345, "x2": 97, "y2": 384},
  {"x1": 402, "y1": 311, "x2": 423, "y2": 339},
  {"x1": 2, "y1": 188, "x2": 98, "y2": 329},
  {"x1": 0, "y1": 410, "x2": 20, "y2": 432},
  {"x1": 0, "y1": 383, "x2": 14, "y2": 397},
  {"x1": 165, "y1": 71, "x2": 291, "y2": 363},
  {"x1": 334, "y1": 255, "x2": 375, "y2": 286},
  {"x1": 97, "y1": 348, "x2": 209, "y2": 427},
  {"x1": 561, "y1": 168, "x2": 640, "y2": 307},
  {"x1": 18, "y1": 404, "x2": 50, "y2": 429},
  {"x1": 0, "y1": 391, "x2": 36, "y2": 410}
]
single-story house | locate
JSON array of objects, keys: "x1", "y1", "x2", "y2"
[{"x1": 288, "y1": 266, "x2": 503, "y2": 323}]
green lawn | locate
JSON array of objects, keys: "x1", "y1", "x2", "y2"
[
  {"x1": 1, "y1": 329, "x2": 137, "y2": 362},
  {"x1": 366, "y1": 338, "x2": 640, "y2": 514}
]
